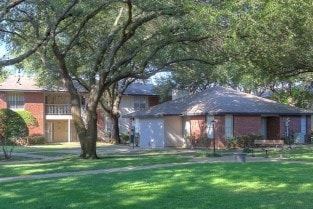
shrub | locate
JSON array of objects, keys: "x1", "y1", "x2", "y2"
[
  {"x1": 187, "y1": 135, "x2": 209, "y2": 148},
  {"x1": 15, "y1": 135, "x2": 46, "y2": 146},
  {"x1": 120, "y1": 132, "x2": 129, "y2": 144},
  {"x1": 227, "y1": 135, "x2": 262, "y2": 149},
  {"x1": 0, "y1": 109, "x2": 28, "y2": 159},
  {"x1": 16, "y1": 110, "x2": 39, "y2": 128},
  {"x1": 27, "y1": 135, "x2": 46, "y2": 145}
]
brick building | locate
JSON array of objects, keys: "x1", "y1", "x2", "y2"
[
  {"x1": 125, "y1": 86, "x2": 313, "y2": 148},
  {"x1": 0, "y1": 75, "x2": 159, "y2": 143}
]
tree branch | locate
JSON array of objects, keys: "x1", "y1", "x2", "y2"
[{"x1": 0, "y1": 0, "x2": 25, "y2": 21}]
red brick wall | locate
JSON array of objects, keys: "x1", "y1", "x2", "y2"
[
  {"x1": 279, "y1": 116, "x2": 300, "y2": 138},
  {"x1": 24, "y1": 92, "x2": 45, "y2": 136},
  {"x1": 214, "y1": 115, "x2": 226, "y2": 148},
  {"x1": 280, "y1": 115, "x2": 311, "y2": 140},
  {"x1": 148, "y1": 96, "x2": 160, "y2": 107},
  {"x1": 0, "y1": 92, "x2": 6, "y2": 108},
  {"x1": 190, "y1": 115, "x2": 206, "y2": 140},
  {"x1": 234, "y1": 115, "x2": 261, "y2": 136}
]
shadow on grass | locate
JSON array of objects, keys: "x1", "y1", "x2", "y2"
[{"x1": 1, "y1": 162, "x2": 313, "y2": 209}]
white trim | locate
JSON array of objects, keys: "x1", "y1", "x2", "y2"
[
  {"x1": 225, "y1": 115, "x2": 233, "y2": 139},
  {"x1": 206, "y1": 116, "x2": 214, "y2": 139},
  {"x1": 68, "y1": 119, "x2": 71, "y2": 142},
  {"x1": 46, "y1": 115, "x2": 72, "y2": 120}
]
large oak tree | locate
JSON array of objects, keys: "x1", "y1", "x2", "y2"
[{"x1": 1, "y1": 0, "x2": 222, "y2": 158}]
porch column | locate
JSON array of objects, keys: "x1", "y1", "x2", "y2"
[{"x1": 68, "y1": 119, "x2": 71, "y2": 142}]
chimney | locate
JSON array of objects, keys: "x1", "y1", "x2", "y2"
[{"x1": 171, "y1": 89, "x2": 189, "y2": 100}]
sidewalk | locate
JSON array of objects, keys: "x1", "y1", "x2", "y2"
[{"x1": 2, "y1": 146, "x2": 312, "y2": 183}]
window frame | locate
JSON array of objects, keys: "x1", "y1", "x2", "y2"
[
  {"x1": 7, "y1": 92, "x2": 25, "y2": 110},
  {"x1": 133, "y1": 96, "x2": 147, "y2": 111}
]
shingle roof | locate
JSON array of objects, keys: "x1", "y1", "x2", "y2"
[
  {"x1": 123, "y1": 83, "x2": 158, "y2": 96},
  {"x1": 0, "y1": 76, "x2": 158, "y2": 95},
  {"x1": 0, "y1": 75, "x2": 45, "y2": 92},
  {"x1": 124, "y1": 86, "x2": 313, "y2": 118},
  {"x1": 0, "y1": 75, "x2": 87, "y2": 92}
]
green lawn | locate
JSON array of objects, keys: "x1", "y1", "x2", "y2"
[
  {"x1": 0, "y1": 154, "x2": 190, "y2": 178},
  {"x1": 253, "y1": 145, "x2": 313, "y2": 161},
  {"x1": 1, "y1": 162, "x2": 313, "y2": 209}
]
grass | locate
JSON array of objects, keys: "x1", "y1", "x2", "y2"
[
  {"x1": 1, "y1": 162, "x2": 313, "y2": 209},
  {"x1": 195, "y1": 150, "x2": 222, "y2": 157},
  {"x1": 250, "y1": 145, "x2": 313, "y2": 161},
  {"x1": 7, "y1": 142, "x2": 116, "y2": 153},
  {"x1": 1, "y1": 144, "x2": 313, "y2": 208},
  {"x1": 0, "y1": 154, "x2": 190, "y2": 178}
]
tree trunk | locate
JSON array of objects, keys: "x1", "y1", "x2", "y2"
[
  {"x1": 52, "y1": 42, "x2": 100, "y2": 159},
  {"x1": 80, "y1": 108, "x2": 99, "y2": 159},
  {"x1": 110, "y1": 114, "x2": 121, "y2": 144}
]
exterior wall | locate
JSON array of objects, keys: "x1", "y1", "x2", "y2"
[
  {"x1": 119, "y1": 96, "x2": 135, "y2": 133},
  {"x1": 279, "y1": 116, "x2": 300, "y2": 138},
  {"x1": 189, "y1": 115, "x2": 206, "y2": 141},
  {"x1": 148, "y1": 96, "x2": 159, "y2": 107},
  {"x1": 214, "y1": 115, "x2": 226, "y2": 148},
  {"x1": 234, "y1": 115, "x2": 261, "y2": 136},
  {"x1": 24, "y1": 92, "x2": 45, "y2": 136},
  {"x1": 119, "y1": 95, "x2": 160, "y2": 134},
  {"x1": 280, "y1": 115, "x2": 311, "y2": 143},
  {"x1": 0, "y1": 92, "x2": 6, "y2": 108},
  {"x1": 0, "y1": 91, "x2": 46, "y2": 137},
  {"x1": 51, "y1": 120, "x2": 68, "y2": 142},
  {"x1": 138, "y1": 118, "x2": 164, "y2": 148},
  {"x1": 164, "y1": 116, "x2": 184, "y2": 147}
]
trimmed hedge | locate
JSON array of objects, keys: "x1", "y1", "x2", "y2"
[
  {"x1": 15, "y1": 135, "x2": 46, "y2": 146},
  {"x1": 227, "y1": 135, "x2": 263, "y2": 149}
]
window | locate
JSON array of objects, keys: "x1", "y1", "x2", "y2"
[
  {"x1": 206, "y1": 116, "x2": 214, "y2": 139},
  {"x1": 7, "y1": 92, "x2": 25, "y2": 109},
  {"x1": 225, "y1": 115, "x2": 233, "y2": 139},
  {"x1": 134, "y1": 96, "x2": 146, "y2": 111},
  {"x1": 261, "y1": 117, "x2": 267, "y2": 139}
]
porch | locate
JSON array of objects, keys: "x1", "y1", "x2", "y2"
[{"x1": 45, "y1": 104, "x2": 71, "y2": 115}]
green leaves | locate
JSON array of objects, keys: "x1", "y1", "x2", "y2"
[{"x1": 0, "y1": 109, "x2": 28, "y2": 140}]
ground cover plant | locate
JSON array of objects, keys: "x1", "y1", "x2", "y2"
[{"x1": 1, "y1": 162, "x2": 312, "y2": 209}]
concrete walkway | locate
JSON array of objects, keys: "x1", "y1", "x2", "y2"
[
  {"x1": 1, "y1": 146, "x2": 312, "y2": 183},
  {"x1": 0, "y1": 154, "x2": 282, "y2": 183}
]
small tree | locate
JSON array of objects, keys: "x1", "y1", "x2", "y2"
[{"x1": 0, "y1": 109, "x2": 28, "y2": 159}]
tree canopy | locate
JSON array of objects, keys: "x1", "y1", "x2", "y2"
[
  {"x1": 1, "y1": 0, "x2": 312, "y2": 158},
  {"x1": 0, "y1": 0, "x2": 226, "y2": 158}
]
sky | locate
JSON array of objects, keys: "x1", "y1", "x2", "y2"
[
  {"x1": 0, "y1": 43, "x2": 16, "y2": 73},
  {"x1": 0, "y1": 43, "x2": 6, "y2": 57}
]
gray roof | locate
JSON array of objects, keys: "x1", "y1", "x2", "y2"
[
  {"x1": 124, "y1": 86, "x2": 313, "y2": 118},
  {"x1": 0, "y1": 76, "x2": 157, "y2": 95},
  {"x1": 123, "y1": 83, "x2": 158, "y2": 96}
]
